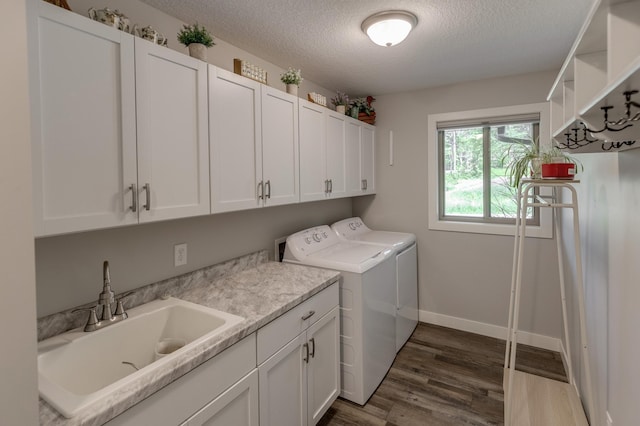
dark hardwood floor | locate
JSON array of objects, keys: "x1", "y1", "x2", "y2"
[{"x1": 318, "y1": 323, "x2": 567, "y2": 426}]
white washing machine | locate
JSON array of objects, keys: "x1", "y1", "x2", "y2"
[
  {"x1": 283, "y1": 225, "x2": 396, "y2": 405},
  {"x1": 331, "y1": 217, "x2": 418, "y2": 352}
]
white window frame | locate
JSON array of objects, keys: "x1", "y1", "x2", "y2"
[{"x1": 427, "y1": 102, "x2": 552, "y2": 238}]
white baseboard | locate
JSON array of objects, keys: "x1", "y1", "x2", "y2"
[{"x1": 419, "y1": 309, "x2": 561, "y2": 352}]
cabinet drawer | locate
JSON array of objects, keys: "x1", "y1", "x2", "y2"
[{"x1": 257, "y1": 281, "x2": 338, "y2": 364}]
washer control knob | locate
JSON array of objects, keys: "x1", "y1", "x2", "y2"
[
  {"x1": 304, "y1": 237, "x2": 312, "y2": 244},
  {"x1": 322, "y1": 231, "x2": 328, "y2": 238},
  {"x1": 349, "y1": 222, "x2": 356, "y2": 230},
  {"x1": 355, "y1": 221, "x2": 362, "y2": 227},
  {"x1": 312, "y1": 233, "x2": 321, "y2": 242}
]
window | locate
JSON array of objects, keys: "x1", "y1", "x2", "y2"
[{"x1": 428, "y1": 103, "x2": 552, "y2": 237}]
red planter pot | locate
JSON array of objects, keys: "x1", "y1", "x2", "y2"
[{"x1": 541, "y1": 163, "x2": 575, "y2": 179}]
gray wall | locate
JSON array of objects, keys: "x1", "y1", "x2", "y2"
[
  {"x1": 0, "y1": 0, "x2": 39, "y2": 424},
  {"x1": 559, "y1": 149, "x2": 640, "y2": 426},
  {"x1": 36, "y1": 199, "x2": 352, "y2": 317},
  {"x1": 354, "y1": 70, "x2": 565, "y2": 339}
]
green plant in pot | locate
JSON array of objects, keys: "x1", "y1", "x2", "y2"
[
  {"x1": 502, "y1": 142, "x2": 540, "y2": 188},
  {"x1": 503, "y1": 143, "x2": 583, "y2": 187},
  {"x1": 280, "y1": 68, "x2": 302, "y2": 95},
  {"x1": 177, "y1": 23, "x2": 214, "y2": 61}
]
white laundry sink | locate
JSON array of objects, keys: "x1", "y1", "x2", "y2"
[{"x1": 37, "y1": 297, "x2": 244, "y2": 418}]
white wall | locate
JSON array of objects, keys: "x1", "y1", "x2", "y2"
[
  {"x1": 354, "y1": 70, "x2": 565, "y2": 340},
  {"x1": 0, "y1": 0, "x2": 39, "y2": 424},
  {"x1": 36, "y1": 199, "x2": 351, "y2": 316},
  {"x1": 68, "y1": 0, "x2": 334, "y2": 101},
  {"x1": 559, "y1": 149, "x2": 640, "y2": 426}
]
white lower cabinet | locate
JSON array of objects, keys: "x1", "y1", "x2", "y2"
[
  {"x1": 105, "y1": 335, "x2": 256, "y2": 426},
  {"x1": 181, "y1": 369, "x2": 258, "y2": 426},
  {"x1": 257, "y1": 283, "x2": 340, "y2": 426}
]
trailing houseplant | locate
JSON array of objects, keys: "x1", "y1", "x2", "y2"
[
  {"x1": 503, "y1": 143, "x2": 583, "y2": 187},
  {"x1": 177, "y1": 23, "x2": 215, "y2": 61}
]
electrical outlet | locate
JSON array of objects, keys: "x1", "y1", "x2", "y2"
[{"x1": 174, "y1": 243, "x2": 187, "y2": 267}]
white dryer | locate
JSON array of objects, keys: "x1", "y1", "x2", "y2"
[
  {"x1": 332, "y1": 217, "x2": 418, "y2": 352},
  {"x1": 283, "y1": 225, "x2": 396, "y2": 405}
]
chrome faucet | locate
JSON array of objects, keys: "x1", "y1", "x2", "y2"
[{"x1": 74, "y1": 261, "x2": 130, "y2": 332}]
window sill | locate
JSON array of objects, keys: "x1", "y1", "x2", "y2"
[{"x1": 428, "y1": 216, "x2": 552, "y2": 238}]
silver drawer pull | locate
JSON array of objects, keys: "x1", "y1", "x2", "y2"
[
  {"x1": 143, "y1": 183, "x2": 151, "y2": 211},
  {"x1": 309, "y1": 338, "x2": 315, "y2": 358},
  {"x1": 303, "y1": 342, "x2": 309, "y2": 363},
  {"x1": 301, "y1": 310, "x2": 315, "y2": 321},
  {"x1": 129, "y1": 184, "x2": 137, "y2": 212}
]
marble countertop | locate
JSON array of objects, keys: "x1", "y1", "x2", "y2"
[{"x1": 39, "y1": 261, "x2": 340, "y2": 425}]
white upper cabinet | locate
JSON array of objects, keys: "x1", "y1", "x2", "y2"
[
  {"x1": 30, "y1": 3, "x2": 209, "y2": 236},
  {"x1": 209, "y1": 67, "x2": 299, "y2": 212},
  {"x1": 325, "y1": 111, "x2": 347, "y2": 198},
  {"x1": 299, "y1": 100, "x2": 327, "y2": 202},
  {"x1": 209, "y1": 66, "x2": 262, "y2": 213},
  {"x1": 344, "y1": 118, "x2": 376, "y2": 197},
  {"x1": 261, "y1": 86, "x2": 300, "y2": 206},
  {"x1": 345, "y1": 122, "x2": 362, "y2": 196},
  {"x1": 30, "y1": 2, "x2": 137, "y2": 236},
  {"x1": 135, "y1": 39, "x2": 210, "y2": 223},
  {"x1": 360, "y1": 124, "x2": 376, "y2": 195}
]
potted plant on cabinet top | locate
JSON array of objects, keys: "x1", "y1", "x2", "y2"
[
  {"x1": 331, "y1": 91, "x2": 349, "y2": 114},
  {"x1": 503, "y1": 143, "x2": 582, "y2": 188},
  {"x1": 350, "y1": 96, "x2": 376, "y2": 124},
  {"x1": 280, "y1": 68, "x2": 303, "y2": 96},
  {"x1": 177, "y1": 23, "x2": 215, "y2": 61}
]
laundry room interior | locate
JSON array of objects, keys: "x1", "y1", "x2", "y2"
[{"x1": 3, "y1": 0, "x2": 640, "y2": 425}]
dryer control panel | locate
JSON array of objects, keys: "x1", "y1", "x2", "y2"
[{"x1": 331, "y1": 217, "x2": 371, "y2": 237}]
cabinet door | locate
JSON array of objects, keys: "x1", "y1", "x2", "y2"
[
  {"x1": 261, "y1": 86, "x2": 299, "y2": 206},
  {"x1": 29, "y1": 2, "x2": 137, "y2": 236},
  {"x1": 259, "y1": 333, "x2": 307, "y2": 426},
  {"x1": 210, "y1": 66, "x2": 262, "y2": 212},
  {"x1": 307, "y1": 306, "x2": 340, "y2": 425},
  {"x1": 299, "y1": 100, "x2": 327, "y2": 202},
  {"x1": 360, "y1": 125, "x2": 376, "y2": 194},
  {"x1": 183, "y1": 370, "x2": 259, "y2": 426},
  {"x1": 135, "y1": 39, "x2": 210, "y2": 222},
  {"x1": 325, "y1": 111, "x2": 347, "y2": 198},
  {"x1": 345, "y1": 121, "x2": 362, "y2": 196}
]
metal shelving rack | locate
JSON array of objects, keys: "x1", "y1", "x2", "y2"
[{"x1": 503, "y1": 179, "x2": 595, "y2": 425}]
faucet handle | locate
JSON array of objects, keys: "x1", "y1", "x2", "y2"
[
  {"x1": 72, "y1": 307, "x2": 100, "y2": 332},
  {"x1": 113, "y1": 291, "x2": 134, "y2": 319}
]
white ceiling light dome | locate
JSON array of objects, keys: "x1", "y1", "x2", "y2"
[{"x1": 362, "y1": 10, "x2": 418, "y2": 47}]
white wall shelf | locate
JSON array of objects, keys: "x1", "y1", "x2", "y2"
[{"x1": 548, "y1": 0, "x2": 640, "y2": 153}]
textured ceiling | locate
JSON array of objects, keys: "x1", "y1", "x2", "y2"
[{"x1": 140, "y1": 0, "x2": 594, "y2": 96}]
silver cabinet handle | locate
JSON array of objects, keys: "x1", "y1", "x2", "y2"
[
  {"x1": 364, "y1": 179, "x2": 368, "y2": 190},
  {"x1": 309, "y1": 337, "x2": 315, "y2": 358},
  {"x1": 301, "y1": 310, "x2": 315, "y2": 321},
  {"x1": 257, "y1": 181, "x2": 264, "y2": 200},
  {"x1": 129, "y1": 184, "x2": 137, "y2": 212},
  {"x1": 265, "y1": 180, "x2": 271, "y2": 199},
  {"x1": 329, "y1": 179, "x2": 333, "y2": 193},
  {"x1": 361, "y1": 179, "x2": 367, "y2": 190},
  {"x1": 303, "y1": 342, "x2": 309, "y2": 363},
  {"x1": 143, "y1": 183, "x2": 151, "y2": 211}
]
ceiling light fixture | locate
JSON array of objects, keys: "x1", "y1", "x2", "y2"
[{"x1": 361, "y1": 10, "x2": 418, "y2": 47}]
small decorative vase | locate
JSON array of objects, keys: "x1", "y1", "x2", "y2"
[
  {"x1": 350, "y1": 107, "x2": 359, "y2": 119},
  {"x1": 188, "y1": 43, "x2": 207, "y2": 61},
  {"x1": 286, "y1": 84, "x2": 298, "y2": 96},
  {"x1": 336, "y1": 105, "x2": 346, "y2": 114}
]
